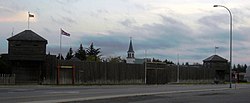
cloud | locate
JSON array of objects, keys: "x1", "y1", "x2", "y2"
[
  {"x1": 0, "y1": 6, "x2": 27, "y2": 22},
  {"x1": 61, "y1": 7, "x2": 73, "y2": 15},
  {"x1": 43, "y1": 27, "x2": 52, "y2": 33},
  {"x1": 55, "y1": 0, "x2": 81, "y2": 5},
  {"x1": 198, "y1": 14, "x2": 228, "y2": 29},
  {"x1": 87, "y1": 9, "x2": 111, "y2": 22},
  {"x1": 120, "y1": 18, "x2": 136, "y2": 27},
  {"x1": 97, "y1": 9, "x2": 109, "y2": 14},
  {"x1": 74, "y1": 32, "x2": 129, "y2": 56},
  {"x1": 61, "y1": 16, "x2": 76, "y2": 24},
  {"x1": 1, "y1": 0, "x2": 250, "y2": 64},
  {"x1": 70, "y1": 15, "x2": 200, "y2": 61},
  {"x1": 0, "y1": 6, "x2": 15, "y2": 14},
  {"x1": 0, "y1": 12, "x2": 26, "y2": 22},
  {"x1": 50, "y1": 15, "x2": 76, "y2": 26},
  {"x1": 50, "y1": 16, "x2": 65, "y2": 25},
  {"x1": 133, "y1": 15, "x2": 195, "y2": 49}
]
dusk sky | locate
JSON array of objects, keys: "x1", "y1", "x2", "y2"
[{"x1": 1, "y1": 0, "x2": 250, "y2": 65}]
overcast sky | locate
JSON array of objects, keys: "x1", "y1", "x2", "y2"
[{"x1": 1, "y1": 0, "x2": 250, "y2": 65}]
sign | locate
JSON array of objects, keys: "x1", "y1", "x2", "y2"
[{"x1": 60, "y1": 66, "x2": 73, "y2": 69}]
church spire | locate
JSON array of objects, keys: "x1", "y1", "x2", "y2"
[
  {"x1": 127, "y1": 37, "x2": 135, "y2": 58},
  {"x1": 128, "y1": 37, "x2": 134, "y2": 52}
]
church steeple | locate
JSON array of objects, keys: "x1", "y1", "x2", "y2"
[
  {"x1": 128, "y1": 37, "x2": 134, "y2": 53},
  {"x1": 127, "y1": 37, "x2": 135, "y2": 58}
]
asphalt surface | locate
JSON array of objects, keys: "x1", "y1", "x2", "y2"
[
  {"x1": 0, "y1": 84, "x2": 249, "y2": 103},
  {"x1": 75, "y1": 85, "x2": 250, "y2": 103}
]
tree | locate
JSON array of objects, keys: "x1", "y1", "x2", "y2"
[
  {"x1": 193, "y1": 62, "x2": 202, "y2": 65},
  {"x1": 65, "y1": 47, "x2": 74, "y2": 60},
  {"x1": 152, "y1": 58, "x2": 162, "y2": 62},
  {"x1": 75, "y1": 44, "x2": 86, "y2": 61},
  {"x1": 243, "y1": 64, "x2": 247, "y2": 72},
  {"x1": 57, "y1": 53, "x2": 64, "y2": 60},
  {"x1": 86, "y1": 43, "x2": 101, "y2": 61},
  {"x1": 163, "y1": 59, "x2": 174, "y2": 64},
  {"x1": 233, "y1": 64, "x2": 236, "y2": 71},
  {"x1": 233, "y1": 64, "x2": 247, "y2": 73},
  {"x1": 237, "y1": 64, "x2": 242, "y2": 72}
]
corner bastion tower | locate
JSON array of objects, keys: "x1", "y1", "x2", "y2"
[
  {"x1": 126, "y1": 37, "x2": 135, "y2": 64},
  {"x1": 7, "y1": 30, "x2": 47, "y2": 84}
]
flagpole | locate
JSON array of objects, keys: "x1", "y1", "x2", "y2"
[
  {"x1": 215, "y1": 46, "x2": 219, "y2": 55},
  {"x1": 11, "y1": 27, "x2": 14, "y2": 37},
  {"x1": 214, "y1": 46, "x2": 216, "y2": 55},
  {"x1": 28, "y1": 12, "x2": 30, "y2": 30},
  {"x1": 59, "y1": 28, "x2": 71, "y2": 60},
  {"x1": 60, "y1": 28, "x2": 62, "y2": 60}
]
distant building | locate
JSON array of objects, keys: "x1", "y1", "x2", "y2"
[
  {"x1": 125, "y1": 38, "x2": 153, "y2": 64},
  {"x1": 203, "y1": 54, "x2": 229, "y2": 83},
  {"x1": 244, "y1": 66, "x2": 250, "y2": 82},
  {"x1": 126, "y1": 38, "x2": 135, "y2": 64}
]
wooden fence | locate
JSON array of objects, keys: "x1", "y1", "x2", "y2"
[
  {"x1": 53, "y1": 61, "x2": 145, "y2": 85},
  {"x1": 146, "y1": 63, "x2": 215, "y2": 84},
  {"x1": 0, "y1": 74, "x2": 15, "y2": 85},
  {"x1": 43, "y1": 61, "x2": 217, "y2": 85}
]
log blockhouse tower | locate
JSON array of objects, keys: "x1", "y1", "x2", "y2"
[{"x1": 7, "y1": 30, "x2": 47, "y2": 84}]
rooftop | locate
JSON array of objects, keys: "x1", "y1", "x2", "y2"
[
  {"x1": 7, "y1": 30, "x2": 47, "y2": 43},
  {"x1": 203, "y1": 55, "x2": 228, "y2": 62}
]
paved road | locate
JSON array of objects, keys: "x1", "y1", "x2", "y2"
[
  {"x1": 77, "y1": 85, "x2": 250, "y2": 103},
  {"x1": 0, "y1": 84, "x2": 249, "y2": 103}
]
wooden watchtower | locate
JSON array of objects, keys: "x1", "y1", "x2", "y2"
[
  {"x1": 7, "y1": 30, "x2": 47, "y2": 84},
  {"x1": 203, "y1": 55, "x2": 229, "y2": 83}
]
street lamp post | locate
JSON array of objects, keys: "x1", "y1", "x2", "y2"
[
  {"x1": 213, "y1": 5, "x2": 233, "y2": 88},
  {"x1": 177, "y1": 54, "x2": 179, "y2": 83}
]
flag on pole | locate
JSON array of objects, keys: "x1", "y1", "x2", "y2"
[
  {"x1": 29, "y1": 13, "x2": 34, "y2": 17},
  {"x1": 59, "y1": 29, "x2": 70, "y2": 60},
  {"x1": 61, "y1": 29, "x2": 70, "y2": 36},
  {"x1": 27, "y1": 12, "x2": 34, "y2": 29}
]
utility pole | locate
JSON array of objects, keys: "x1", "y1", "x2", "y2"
[{"x1": 177, "y1": 54, "x2": 180, "y2": 83}]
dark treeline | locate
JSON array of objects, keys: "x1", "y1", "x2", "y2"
[
  {"x1": 57, "y1": 43, "x2": 101, "y2": 62},
  {"x1": 233, "y1": 64, "x2": 247, "y2": 73},
  {"x1": 54, "y1": 43, "x2": 248, "y2": 70},
  {"x1": 58, "y1": 43, "x2": 177, "y2": 63},
  {"x1": 152, "y1": 58, "x2": 174, "y2": 64}
]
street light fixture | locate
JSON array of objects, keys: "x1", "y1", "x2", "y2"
[{"x1": 213, "y1": 5, "x2": 233, "y2": 88}]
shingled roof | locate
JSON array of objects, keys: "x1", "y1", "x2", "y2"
[
  {"x1": 7, "y1": 30, "x2": 47, "y2": 43},
  {"x1": 203, "y1": 55, "x2": 228, "y2": 62}
]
